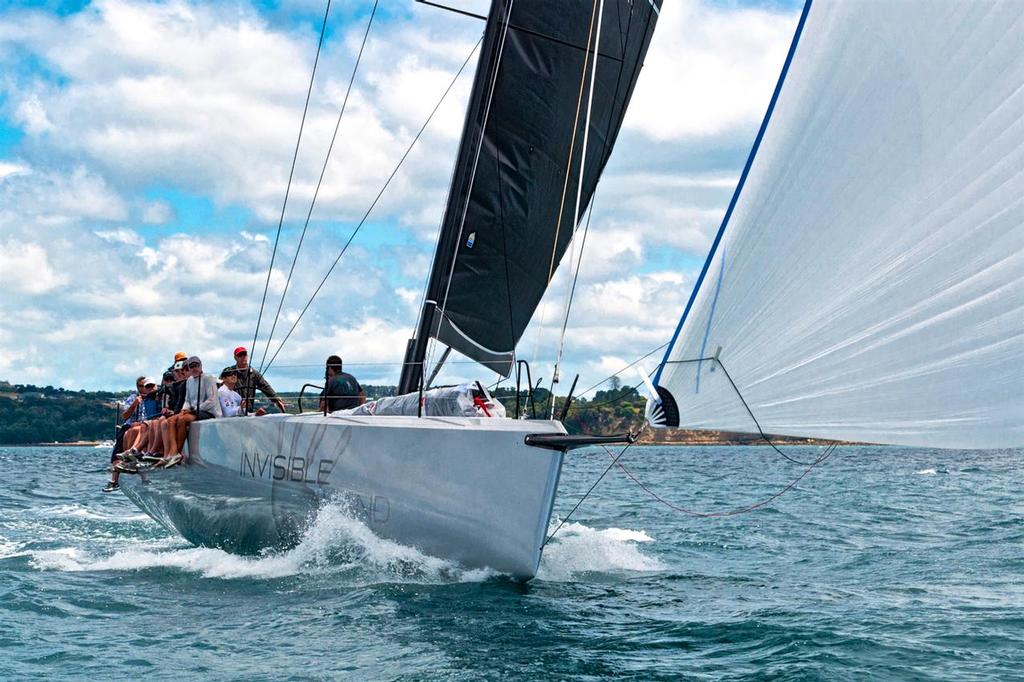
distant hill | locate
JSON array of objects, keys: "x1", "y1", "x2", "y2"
[{"x1": 0, "y1": 380, "x2": 121, "y2": 445}]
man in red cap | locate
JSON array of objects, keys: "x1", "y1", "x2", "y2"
[{"x1": 222, "y1": 346, "x2": 287, "y2": 413}]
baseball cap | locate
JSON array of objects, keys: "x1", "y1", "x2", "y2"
[
  {"x1": 233, "y1": 346, "x2": 248, "y2": 356},
  {"x1": 174, "y1": 351, "x2": 188, "y2": 362},
  {"x1": 187, "y1": 356, "x2": 201, "y2": 366},
  {"x1": 143, "y1": 377, "x2": 158, "y2": 387}
]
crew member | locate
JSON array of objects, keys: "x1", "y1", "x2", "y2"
[
  {"x1": 223, "y1": 346, "x2": 286, "y2": 413},
  {"x1": 161, "y1": 355, "x2": 220, "y2": 468},
  {"x1": 319, "y1": 355, "x2": 365, "y2": 412}
]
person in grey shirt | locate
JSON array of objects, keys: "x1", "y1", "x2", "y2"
[{"x1": 223, "y1": 346, "x2": 287, "y2": 413}]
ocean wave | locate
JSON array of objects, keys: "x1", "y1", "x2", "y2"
[
  {"x1": 22, "y1": 499, "x2": 664, "y2": 584},
  {"x1": 25, "y1": 501, "x2": 498, "y2": 584},
  {"x1": 39, "y1": 503, "x2": 150, "y2": 523},
  {"x1": 536, "y1": 520, "x2": 666, "y2": 581}
]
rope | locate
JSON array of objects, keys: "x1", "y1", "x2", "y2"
[
  {"x1": 550, "y1": 0, "x2": 604, "y2": 404},
  {"x1": 546, "y1": 0, "x2": 600, "y2": 285},
  {"x1": 543, "y1": 353, "x2": 839, "y2": 544},
  {"x1": 712, "y1": 358, "x2": 824, "y2": 466},
  {"x1": 251, "y1": 0, "x2": 331, "y2": 373},
  {"x1": 576, "y1": 342, "x2": 669, "y2": 398},
  {"x1": 608, "y1": 442, "x2": 837, "y2": 517},
  {"x1": 542, "y1": 440, "x2": 634, "y2": 547},
  {"x1": 260, "y1": 37, "x2": 483, "y2": 377},
  {"x1": 259, "y1": 0, "x2": 379, "y2": 373}
]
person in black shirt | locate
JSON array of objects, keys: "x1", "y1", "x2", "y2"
[
  {"x1": 320, "y1": 355, "x2": 365, "y2": 412},
  {"x1": 159, "y1": 360, "x2": 190, "y2": 457}
]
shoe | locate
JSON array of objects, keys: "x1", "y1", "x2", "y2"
[
  {"x1": 102, "y1": 481, "x2": 119, "y2": 493},
  {"x1": 140, "y1": 454, "x2": 162, "y2": 463},
  {"x1": 161, "y1": 454, "x2": 183, "y2": 469},
  {"x1": 114, "y1": 462, "x2": 138, "y2": 473}
]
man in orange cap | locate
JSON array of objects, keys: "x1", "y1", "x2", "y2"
[{"x1": 222, "y1": 346, "x2": 286, "y2": 413}]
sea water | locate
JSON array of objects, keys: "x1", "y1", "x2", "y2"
[{"x1": 0, "y1": 445, "x2": 1021, "y2": 680}]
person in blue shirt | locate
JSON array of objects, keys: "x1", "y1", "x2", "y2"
[
  {"x1": 110, "y1": 376, "x2": 146, "y2": 461},
  {"x1": 104, "y1": 378, "x2": 160, "y2": 492}
]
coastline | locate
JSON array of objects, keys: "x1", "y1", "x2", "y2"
[{"x1": 4, "y1": 441, "x2": 109, "y2": 448}]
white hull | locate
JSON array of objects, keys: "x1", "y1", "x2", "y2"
[{"x1": 120, "y1": 413, "x2": 567, "y2": 578}]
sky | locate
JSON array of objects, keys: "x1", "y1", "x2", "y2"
[{"x1": 0, "y1": 0, "x2": 802, "y2": 395}]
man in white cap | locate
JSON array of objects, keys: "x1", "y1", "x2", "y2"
[{"x1": 161, "y1": 355, "x2": 221, "y2": 468}]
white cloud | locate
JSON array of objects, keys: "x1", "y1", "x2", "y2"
[
  {"x1": 95, "y1": 228, "x2": 144, "y2": 246},
  {"x1": 240, "y1": 231, "x2": 269, "y2": 243},
  {"x1": 1, "y1": 0, "x2": 473, "y2": 226},
  {"x1": 0, "y1": 240, "x2": 68, "y2": 294},
  {"x1": 13, "y1": 93, "x2": 54, "y2": 133},
  {"x1": 0, "y1": 0, "x2": 798, "y2": 391},
  {"x1": 141, "y1": 199, "x2": 174, "y2": 224},
  {"x1": 626, "y1": 0, "x2": 797, "y2": 140},
  {"x1": 0, "y1": 161, "x2": 29, "y2": 180}
]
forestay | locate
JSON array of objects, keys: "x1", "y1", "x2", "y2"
[{"x1": 654, "y1": 0, "x2": 1024, "y2": 448}]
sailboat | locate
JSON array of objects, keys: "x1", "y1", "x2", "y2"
[
  {"x1": 120, "y1": 0, "x2": 664, "y2": 579},
  {"x1": 121, "y1": 0, "x2": 1024, "y2": 578}
]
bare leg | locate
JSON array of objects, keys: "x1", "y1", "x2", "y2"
[
  {"x1": 145, "y1": 418, "x2": 164, "y2": 453},
  {"x1": 171, "y1": 413, "x2": 196, "y2": 459},
  {"x1": 122, "y1": 425, "x2": 141, "y2": 452},
  {"x1": 162, "y1": 416, "x2": 178, "y2": 456}
]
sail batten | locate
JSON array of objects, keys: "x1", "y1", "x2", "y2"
[{"x1": 655, "y1": 0, "x2": 1024, "y2": 449}]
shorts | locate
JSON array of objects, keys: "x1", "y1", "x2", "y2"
[{"x1": 196, "y1": 410, "x2": 218, "y2": 421}]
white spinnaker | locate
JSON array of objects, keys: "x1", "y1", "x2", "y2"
[{"x1": 656, "y1": 1, "x2": 1024, "y2": 448}]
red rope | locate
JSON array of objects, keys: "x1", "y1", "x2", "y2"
[{"x1": 604, "y1": 444, "x2": 836, "y2": 518}]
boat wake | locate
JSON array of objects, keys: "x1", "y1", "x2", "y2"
[
  {"x1": 537, "y1": 520, "x2": 666, "y2": 581},
  {"x1": 22, "y1": 500, "x2": 664, "y2": 584}
]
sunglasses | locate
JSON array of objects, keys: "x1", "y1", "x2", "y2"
[
  {"x1": 188, "y1": 362, "x2": 201, "y2": 369},
  {"x1": 234, "y1": 352, "x2": 247, "y2": 357}
]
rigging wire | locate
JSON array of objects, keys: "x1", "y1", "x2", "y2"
[
  {"x1": 576, "y1": 342, "x2": 668, "y2": 398},
  {"x1": 545, "y1": 0, "x2": 601, "y2": 286},
  {"x1": 545, "y1": 0, "x2": 643, "y2": 402},
  {"x1": 713, "y1": 358, "x2": 825, "y2": 466},
  {"x1": 551, "y1": 0, "x2": 605, "y2": 402},
  {"x1": 258, "y1": 0, "x2": 380, "y2": 374},
  {"x1": 260, "y1": 37, "x2": 483, "y2": 377},
  {"x1": 544, "y1": 350, "x2": 840, "y2": 542},
  {"x1": 542, "y1": 440, "x2": 634, "y2": 548},
  {"x1": 251, "y1": 0, "x2": 332, "y2": 374},
  {"x1": 430, "y1": 0, "x2": 517, "y2": 387},
  {"x1": 609, "y1": 442, "x2": 837, "y2": 518}
]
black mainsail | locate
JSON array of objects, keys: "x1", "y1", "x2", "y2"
[{"x1": 399, "y1": 0, "x2": 661, "y2": 394}]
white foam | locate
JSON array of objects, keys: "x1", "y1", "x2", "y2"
[
  {"x1": 536, "y1": 520, "x2": 666, "y2": 581},
  {"x1": 25, "y1": 502, "x2": 663, "y2": 584},
  {"x1": 28, "y1": 546, "x2": 89, "y2": 572},
  {"x1": 27, "y1": 500, "x2": 498, "y2": 584},
  {"x1": 0, "y1": 538, "x2": 24, "y2": 560},
  {"x1": 915, "y1": 468, "x2": 937, "y2": 475},
  {"x1": 41, "y1": 503, "x2": 150, "y2": 523}
]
